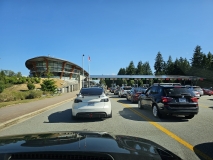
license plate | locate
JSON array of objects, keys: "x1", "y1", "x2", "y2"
[
  {"x1": 88, "y1": 102, "x2": 94, "y2": 106},
  {"x1": 179, "y1": 98, "x2": 186, "y2": 102}
]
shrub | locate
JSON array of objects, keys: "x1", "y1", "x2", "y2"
[
  {"x1": 35, "y1": 78, "x2": 41, "y2": 83},
  {"x1": 27, "y1": 83, "x2": 35, "y2": 90},
  {"x1": 0, "y1": 85, "x2": 4, "y2": 93},
  {"x1": 26, "y1": 90, "x2": 42, "y2": 99},
  {"x1": 30, "y1": 78, "x2": 35, "y2": 84},
  {"x1": 41, "y1": 79, "x2": 57, "y2": 93}
]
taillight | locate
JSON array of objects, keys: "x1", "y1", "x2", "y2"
[
  {"x1": 191, "y1": 97, "x2": 198, "y2": 103},
  {"x1": 161, "y1": 97, "x2": 173, "y2": 103}
]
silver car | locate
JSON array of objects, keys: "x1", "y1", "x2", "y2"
[
  {"x1": 187, "y1": 86, "x2": 203, "y2": 97},
  {"x1": 118, "y1": 86, "x2": 132, "y2": 98}
]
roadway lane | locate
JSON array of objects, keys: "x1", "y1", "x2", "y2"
[{"x1": 0, "y1": 93, "x2": 212, "y2": 160}]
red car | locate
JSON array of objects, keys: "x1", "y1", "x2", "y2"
[
  {"x1": 127, "y1": 87, "x2": 146, "y2": 103},
  {"x1": 203, "y1": 89, "x2": 213, "y2": 96}
]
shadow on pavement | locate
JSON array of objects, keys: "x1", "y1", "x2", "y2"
[
  {"x1": 45, "y1": 109, "x2": 105, "y2": 123},
  {"x1": 209, "y1": 106, "x2": 213, "y2": 110},
  {"x1": 207, "y1": 99, "x2": 213, "y2": 101},
  {"x1": 193, "y1": 142, "x2": 213, "y2": 160},
  {"x1": 117, "y1": 100, "x2": 189, "y2": 123}
]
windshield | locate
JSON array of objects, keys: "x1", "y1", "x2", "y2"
[
  {"x1": 80, "y1": 88, "x2": 103, "y2": 95},
  {"x1": 123, "y1": 87, "x2": 132, "y2": 90},
  {"x1": 0, "y1": 1, "x2": 212, "y2": 160},
  {"x1": 164, "y1": 87, "x2": 192, "y2": 95}
]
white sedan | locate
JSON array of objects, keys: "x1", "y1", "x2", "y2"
[{"x1": 72, "y1": 87, "x2": 112, "y2": 119}]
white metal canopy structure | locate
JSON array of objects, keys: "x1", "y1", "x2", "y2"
[{"x1": 89, "y1": 75, "x2": 203, "y2": 81}]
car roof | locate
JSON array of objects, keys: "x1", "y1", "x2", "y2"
[{"x1": 159, "y1": 85, "x2": 186, "y2": 88}]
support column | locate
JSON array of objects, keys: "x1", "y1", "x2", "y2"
[
  {"x1": 60, "y1": 61, "x2": 67, "y2": 79},
  {"x1": 44, "y1": 58, "x2": 49, "y2": 75},
  {"x1": 69, "y1": 65, "x2": 75, "y2": 79},
  {"x1": 31, "y1": 61, "x2": 38, "y2": 77}
]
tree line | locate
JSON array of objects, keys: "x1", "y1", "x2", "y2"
[{"x1": 101, "y1": 45, "x2": 213, "y2": 87}]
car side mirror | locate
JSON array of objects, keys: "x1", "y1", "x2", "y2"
[{"x1": 76, "y1": 94, "x2": 80, "y2": 96}]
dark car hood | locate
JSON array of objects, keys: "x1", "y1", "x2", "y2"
[{"x1": 0, "y1": 131, "x2": 181, "y2": 160}]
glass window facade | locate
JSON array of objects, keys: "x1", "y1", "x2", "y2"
[{"x1": 65, "y1": 64, "x2": 72, "y2": 72}]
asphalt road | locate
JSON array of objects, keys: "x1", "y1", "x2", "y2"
[{"x1": 0, "y1": 93, "x2": 212, "y2": 160}]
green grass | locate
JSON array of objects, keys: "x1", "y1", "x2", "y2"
[
  {"x1": 0, "y1": 90, "x2": 62, "y2": 108},
  {"x1": 0, "y1": 97, "x2": 45, "y2": 108},
  {"x1": 0, "y1": 94, "x2": 62, "y2": 108}
]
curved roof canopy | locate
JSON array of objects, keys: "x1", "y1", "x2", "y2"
[{"x1": 25, "y1": 56, "x2": 89, "y2": 76}]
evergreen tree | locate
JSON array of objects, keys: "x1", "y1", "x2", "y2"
[
  {"x1": 154, "y1": 52, "x2": 165, "y2": 75},
  {"x1": 173, "y1": 58, "x2": 181, "y2": 75},
  {"x1": 165, "y1": 56, "x2": 174, "y2": 75},
  {"x1": 191, "y1": 45, "x2": 203, "y2": 68},
  {"x1": 206, "y1": 52, "x2": 213, "y2": 70},
  {"x1": 143, "y1": 62, "x2": 153, "y2": 75},
  {"x1": 136, "y1": 61, "x2": 143, "y2": 75},
  {"x1": 117, "y1": 68, "x2": 126, "y2": 75},
  {"x1": 126, "y1": 61, "x2": 135, "y2": 75},
  {"x1": 201, "y1": 54, "x2": 208, "y2": 69}
]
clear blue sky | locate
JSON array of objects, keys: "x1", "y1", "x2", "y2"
[{"x1": 0, "y1": 0, "x2": 213, "y2": 76}]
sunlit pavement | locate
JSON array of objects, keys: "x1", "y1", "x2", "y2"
[{"x1": 0, "y1": 93, "x2": 212, "y2": 160}]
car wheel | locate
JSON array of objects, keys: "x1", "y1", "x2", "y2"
[
  {"x1": 72, "y1": 114, "x2": 77, "y2": 120},
  {"x1": 152, "y1": 105, "x2": 163, "y2": 118},
  {"x1": 131, "y1": 97, "x2": 134, "y2": 103},
  {"x1": 185, "y1": 115, "x2": 194, "y2": 119}
]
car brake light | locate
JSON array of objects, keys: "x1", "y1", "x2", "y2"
[
  {"x1": 161, "y1": 97, "x2": 173, "y2": 103},
  {"x1": 191, "y1": 97, "x2": 198, "y2": 102}
]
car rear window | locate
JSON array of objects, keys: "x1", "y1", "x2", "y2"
[
  {"x1": 164, "y1": 87, "x2": 192, "y2": 95},
  {"x1": 193, "y1": 87, "x2": 201, "y2": 90},
  {"x1": 80, "y1": 88, "x2": 103, "y2": 95},
  {"x1": 123, "y1": 87, "x2": 132, "y2": 90}
]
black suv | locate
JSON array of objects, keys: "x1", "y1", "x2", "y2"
[{"x1": 138, "y1": 85, "x2": 199, "y2": 119}]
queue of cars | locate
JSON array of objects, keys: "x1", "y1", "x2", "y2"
[
  {"x1": 72, "y1": 84, "x2": 210, "y2": 120},
  {"x1": 112, "y1": 84, "x2": 210, "y2": 120}
]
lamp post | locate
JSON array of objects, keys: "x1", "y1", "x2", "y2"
[{"x1": 82, "y1": 55, "x2": 84, "y2": 88}]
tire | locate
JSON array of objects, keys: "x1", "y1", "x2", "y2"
[
  {"x1": 152, "y1": 105, "x2": 163, "y2": 118},
  {"x1": 185, "y1": 115, "x2": 194, "y2": 119},
  {"x1": 72, "y1": 114, "x2": 77, "y2": 120},
  {"x1": 131, "y1": 97, "x2": 134, "y2": 103}
]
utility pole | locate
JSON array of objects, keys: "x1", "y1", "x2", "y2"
[{"x1": 82, "y1": 54, "x2": 84, "y2": 88}]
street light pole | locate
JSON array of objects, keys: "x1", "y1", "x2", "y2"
[{"x1": 82, "y1": 54, "x2": 84, "y2": 88}]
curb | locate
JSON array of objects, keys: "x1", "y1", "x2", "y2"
[{"x1": 0, "y1": 97, "x2": 75, "y2": 131}]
